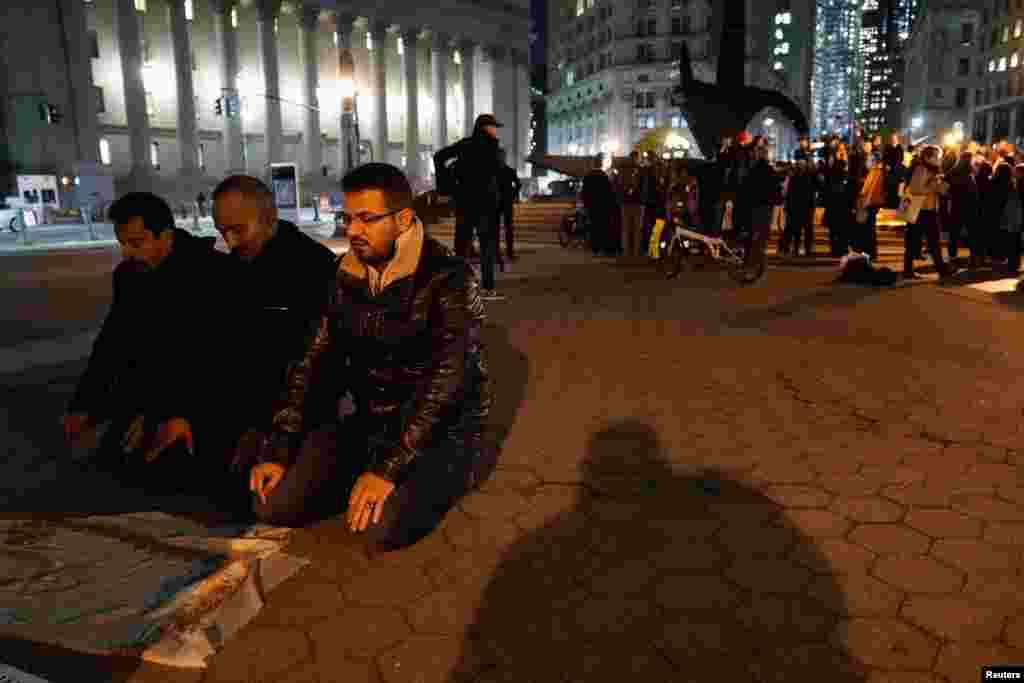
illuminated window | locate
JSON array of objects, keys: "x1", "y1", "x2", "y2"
[
  {"x1": 99, "y1": 138, "x2": 111, "y2": 165},
  {"x1": 145, "y1": 91, "x2": 155, "y2": 117},
  {"x1": 230, "y1": 7, "x2": 237, "y2": 28},
  {"x1": 1013, "y1": 52, "x2": 1020, "y2": 68},
  {"x1": 774, "y1": 61, "x2": 783, "y2": 69},
  {"x1": 577, "y1": 0, "x2": 584, "y2": 16},
  {"x1": 274, "y1": 17, "x2": 278, "y2": 34},
  {"x1": 150, "y1": 141, "x2": 160, "y2": 168},
  {"x1": 134, "y1": 0, "x2": 146, "y2": 11},
  {"x1": 1005, "y1": 26, "x2": 1011, "y2": 42},
  {"x1": 1017, "y1": 20, "x2": 1023, "y2": 38},
  {"x1": 990, "y1": 59, "x2": 997, "y2": 72},
  {"x1": 397, "y1": 36, "x2": 403, "y2": 55},
  {"x1": 775, "y1": 29, "x2": 784, "y2": 40},
  {"x1": 1000, "y1": 56, "x2": 1007, "y2": 71},
  {"x1": 197, "y1": 143, "x2": 204, "y2": 169},
  {"x1": 333, "y1": 31, "x2": 338, "y2": 46},
  {"x1": 366, "y1": 31, "x2": 373, "y2": 50},
  {"x1": 184, "y1": 0, "x2": 192, "y2": 21},
  {"x1": 454, "y1": 49, "x2": 461, "y2": 65}
]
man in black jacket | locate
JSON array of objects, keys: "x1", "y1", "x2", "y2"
[
  {"x1": 211, "y1": 175, "x2": 338, "y2": 472},
  {"x1": 62, "y1": 192, "x2": 234, "y2": 495},
  {"x1": 247, "y1": 163, "x2": 493, "y2": 555},
  {"x1": 433, "y1": 113, "x2": 505, "y2": 301},
  {"x1": 496, "y1": 148, "x2": 521, "y2": 264}
]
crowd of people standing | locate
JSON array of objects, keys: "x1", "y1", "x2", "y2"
[{"x1": 568, "y1": 130, "x2": 1024, "y2": 285}]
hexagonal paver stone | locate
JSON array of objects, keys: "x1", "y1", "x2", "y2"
[
  {"x1": 865, "y1": 671, "x2": 945, "y2": 683},
  {"x1": 849, "y1": 524, "x2": 930, "y2": 555},
  {"x1": 965, "y1": 463, "x2": 1019, "y2": 486},
  {"x1": 580, "y1": 556, "x2": 662, "y2": 596},
  {"x1": 934, "y1": 641, "x2": 1024, "y2": 683},
  {"x1": 882, "y1": 481, "x2": 992, "y2": 508},
  {"x1": 254, "y1": 580, "x2": 347, "y2": 627},
  {"x1": 1006, "y1": 614, "x2": 1024, "y2": 649},
  {"x1": 477, "y1": 466, "x2": 541, "y2": 494},
  {"x1": 762, "y1": 485, "x2": 833, "y2": 508},
  {"x1": 458, "y1": 490, "x2": 531, "y2": 521},
  {"x1": 905, "y1": 509, "x2": 983, "y2": 539},
  {"x1": 790, "y1": 539, "x2": 876, "y2": 575},
  {"x1": 953, "y1": 495, "x2": 1024, "y2": 522},
  {"x1": 378, "y1": 635, "x2": 482, "y2": 683},
  {"x1": 442, "y1": 512, "x2": 521, "y2": 553},
  {"x1": 872, "y1": 556, "x2": 963, "y2": 594},
  {"x1": 572, "y1": 597, "x2": 661, "y2": 641},
  {"x1": 808, "y1": 572, "x2": 905, "y2": 617},
  {"x1": 832, "y1": 618, "x2": 939, "y2": 670},
  {"x1": 310, "y1": 605, "x2": 411, "y2": 659},
  {"x1": 514, "y1": 485, "x2": 579, "y2": 533},
  {"x1": 654, "y1": 574, "x2": 743, "y2": 611},
  {"x1": 832, "y1": 497, "x2": 905, "y2": 523},
  {"x1": 963, "y1": 570, "x2": 1024, "y2": 607},
  {"x1": 985, "y1": 522, "x2": 1024, "y2": 547},
  {"x1": 562, "y1": 640, "x2": 681, "y2": 682},
  {"x1": 817, "y1": 474, "x2": 885, "y2": 498},
  {"x1": 715, "y1": 521, "x2": 798, "y2": 558},
  {"x1": 930, "y1": 538, "x2": 1019, "y2": 572},
  {"x1": 726, "y1": 559, "x2": 813, "y2": 595},
  {"x1": 786, "y1": 510, "x2": 853, "y2": 538},
  {"x1": 751, "y1": 460, "x2": 818, "y2": 486},
  {"x1": 204, "y1": 627, "x2": 310, "y2": 683},
  {"x1": 407, "y1": 588, "x2": 484, "y2": 636},
  {"x1": 901, "y1": 595, "x2": 1008, "y2": 642},
  {"x1": 341, "y1": 565, "x2": 435, "y2": 607}
]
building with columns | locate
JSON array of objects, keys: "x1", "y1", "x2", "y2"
[
  {"x1": 0, "y1": 0, "x2": 530, "y2": 208},
  {"x1": 543, "y1": 0, "x2": 810, "y2": 161}
]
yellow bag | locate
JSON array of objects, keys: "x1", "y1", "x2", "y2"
[{"x1": 648, "y1": 218, "x2": 667, "y2": 258}]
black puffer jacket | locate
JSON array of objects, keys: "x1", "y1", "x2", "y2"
[
  {"x1": 69, "y1": 229, "x2": 231, "y2": 426},
  {"x1": 433, "y1": 130, "x2": 502, "y2": 209},
  {"x1": 269, "y1": 233, "x2": 491, "y2": 484}
]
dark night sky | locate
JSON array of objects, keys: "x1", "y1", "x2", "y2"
[{"x1": 529, "y1": 0, "x2": 546, "y2": 67}]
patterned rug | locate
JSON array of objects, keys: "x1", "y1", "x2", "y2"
[{"x1": 0, "y1": 512, "x2": 308, "y2": 668}]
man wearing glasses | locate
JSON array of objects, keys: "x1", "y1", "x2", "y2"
[{"x1": 247, "y1": 163, "x2": 493, "y2": 555}]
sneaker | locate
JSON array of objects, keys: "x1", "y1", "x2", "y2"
[{"x1": 481, "y1": 289, "x2": 505, "y2": 301}]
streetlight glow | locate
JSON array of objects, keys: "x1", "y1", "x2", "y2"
[{"x1": 911, "y1": 115, "x2": 923, "y2": 130}]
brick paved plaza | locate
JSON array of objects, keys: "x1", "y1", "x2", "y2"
[{"x1": 2, "y1": 245, "x2": 1024, "y2": 683}]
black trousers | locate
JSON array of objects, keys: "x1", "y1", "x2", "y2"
[
  {"x1": 253, "y1": 419, "x2": 493, "y2": 553},
  {"x1": 498, "y1": 204, "x2": 515, "y2": 258},
  {"x1": 904, "y1": 209, "x2": 947, "y2": 277},
  {"x1": 1004, "y1": 230, "x2": 1022, "y2": 273},
  {"x1": 858, "y1": 206, "x2": 880, "y2": 260}
]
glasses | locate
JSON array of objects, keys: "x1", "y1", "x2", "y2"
[{"x1": 336, "y1": 206, "x2": 407, "y2": 227}]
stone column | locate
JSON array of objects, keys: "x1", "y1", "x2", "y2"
[
  {"x1": 335, "y1": 11, "x2": 356, "y2": 174},
  {"x1": 257, "y1": 0, "x2": 284, "y2": 167},
  {"x1": 115, "y1": 0, "x2": 153, "y2": 181},
  {"x1": 402, "y1": 28, "x2": 422, "y2": 180},
  {"x1": 371, "y1": 21, "x2": 389, "y2": 164},
  {"x1": 60, "y1": 0, "x2": 100, "y2": 164},
  {"x1": 515, "y1": 50, "x2": 531, "y2": 171},
  {"x1": 431, "y1": 32, "x2": 449, "y2": 153},
  {"x1": 299, "y1": 4, "x2": 322, "y2": 177},
  {"x1": 460, "y1": 39, "x2": 475, "y2": 136},
  {"x1": 213, "y1": 0, "x2": 244, "y2": 173},
  {"x1": 168, "y1": 0, "x2": 199, "y2": 177}
]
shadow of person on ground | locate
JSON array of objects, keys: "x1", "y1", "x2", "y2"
[{"x1": 451, "y1": 419, "x2": 869, "y2": 682}]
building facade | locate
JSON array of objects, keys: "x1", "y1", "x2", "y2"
[
  {"x1": 542, "y1": 0, "x2": 810, "y2": 161},
  {"x1": 0, "y1": 0, "x2": 530, "y2": 208},
  {"x1": 813, "y1": 0, "x2": 863, "y2": 139},
  {"x1": 969, "y1": 0, "x2": 1024, "y2": 145},
  {"x1": 901, "y1": 0, "x2": 977, "y2": 145},
  {"x1": 859, "y1": 0, "x2": 919, "y2": 136}
]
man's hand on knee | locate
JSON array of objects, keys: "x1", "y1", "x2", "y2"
[
  {"x1": 346, "y1": 472, "x2": 396, "y2": 533},
  {"x1": 251, "y1": 462, "x2": 286, "y2": 504}
]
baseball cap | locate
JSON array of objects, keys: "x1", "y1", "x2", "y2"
[{"x1": 475, "y1": 113, "x2": 504, "y2": 128}]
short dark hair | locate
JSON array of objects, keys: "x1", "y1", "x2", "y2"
[
  {"x1": 341, "y1": 162, "x2": 413, "y2": 210},
  {"x1": 212, "y1": 174, "x2": 274, "y2": 209},
  {"x1": 108, "y1": 192, "x2": 175, "y2": 236}
]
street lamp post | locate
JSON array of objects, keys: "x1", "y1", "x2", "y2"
[{"x1": 339, "y1": 48, "x2": 357, "y2": 176}]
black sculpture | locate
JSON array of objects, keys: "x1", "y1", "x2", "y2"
[{"x1": 674, "y1": 0, "x2": 810, "y2": 159}]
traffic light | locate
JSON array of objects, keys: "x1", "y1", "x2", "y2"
[
  {"x1": 47, "y1": 104, "x2": 63, "y2": 125},
  {"x1": 215, "y1": 97, "x2": 223, "y2": 116}
]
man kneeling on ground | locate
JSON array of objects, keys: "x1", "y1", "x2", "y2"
[
  {"x1": 62, "y1": 192, "x2": 235, "y2": 498},
  {"x1": 248, "y1": 163, "x2": 494, "y2": 554},
  {"x1": 210, "y1": 175, "x2": 338, "y2": 478}
]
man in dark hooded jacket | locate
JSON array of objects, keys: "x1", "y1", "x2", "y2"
[
  {"x1": 62, "y1": 192, "x2": 236, "y2": 497},
  {"x1": 434, "y1": 114, "x2": 505, "y2": 301}
]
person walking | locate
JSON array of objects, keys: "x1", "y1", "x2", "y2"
[
  {"x1": 903, "y1": 146, "x2": 951, "y2": 280},
  {"x1": 496, "y1": 148, "x2": 521, "y2": 264},
  {"x1": 433, "y1": 113, "x2": 506, "y2": 301},
  {"x1": 741, "y1": 143, "x2": 782, "y2": 273}
]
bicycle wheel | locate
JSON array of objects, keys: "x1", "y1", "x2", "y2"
[
  {"x1": 728, "y1": 256, "x2": 766, "y2": 285},
  {"x1": 661, "y1": 238, "x2": 688, "y2": 279},
  {"x1": 559, "y1": 216, "x2": 575, "y2": 248}
]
